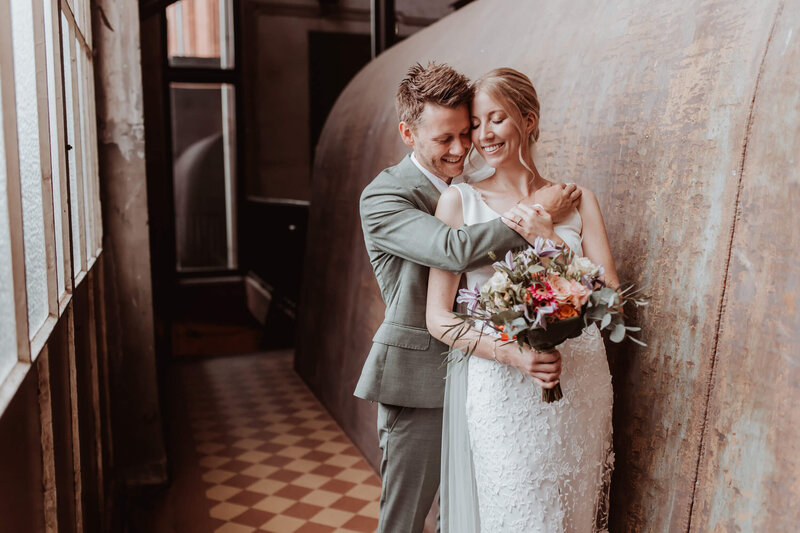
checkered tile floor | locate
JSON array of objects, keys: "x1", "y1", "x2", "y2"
[{"x1": 179, "y1": 352, "x2": 381, "y2": 533}]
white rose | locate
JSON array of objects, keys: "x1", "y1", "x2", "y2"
[
  {"x1": 568, "y1": 256, "x2": 600, "y2": 278},
  {"x1": 486, "y1": 271, "x2": 510, "y2": 292}
]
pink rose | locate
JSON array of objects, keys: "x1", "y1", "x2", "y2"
[
  {"x1": 567, "y1": 279, "x2": 591, "y2": 307},
  {"x1": 545, "y1": 273, "x2": 572, "y2": 304}
]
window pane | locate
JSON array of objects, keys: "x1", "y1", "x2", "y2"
[
  {"x1": 77, "y1": 48, "x2": 93, "y2": 260},
  {"x1": 88, "y1": 69, "x2": 102, "y2": 254},
  {"x1": 170, "y1": 82, "x2": 236, "y2": 270},
  {"x1": 12, "y1": 0, "x2": 49, "y2": 336},
  {"x1": 166, "y1": 0, "x2": 234, "y2": 69},
  {"x1": 43, "y1": 0, "x2": 65, "y2": 298},
  {"x1": 0, "y1": 74, "x2": 19, "y2": 380},
  {"x1": 61, "y1": 13, "x2": 82, "y2": 276}
]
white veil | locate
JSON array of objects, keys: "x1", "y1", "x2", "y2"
[
  {"x1": 441, "y1": 357, "x2": 481, "y2": 532},
  {"x1": 440, "y1": 154, "x2": 489, "y2": 531}
]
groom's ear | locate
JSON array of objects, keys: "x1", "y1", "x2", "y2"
[{"x1": 398, "y1": 122, "x2": 415, "y2": 147}]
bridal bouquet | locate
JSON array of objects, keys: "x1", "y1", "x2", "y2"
[{"x1": 447, "y1": 237, "x2": 648, "y2": 403}]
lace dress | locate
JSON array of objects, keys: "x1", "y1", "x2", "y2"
[{"x1": 445, "y1": 183, "x2": 614, "y2": 532}]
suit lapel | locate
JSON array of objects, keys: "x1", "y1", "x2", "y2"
[{"x1": 397, "y1": 154, "x2": 441, "y2": 215}]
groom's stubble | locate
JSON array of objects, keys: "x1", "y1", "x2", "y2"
[{"x1": 398, "y1": 102, "x2": 472, "y2": 182}]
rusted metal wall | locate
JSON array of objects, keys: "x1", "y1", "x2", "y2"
[
  {"x1": 688, "y1": 1, "x2": 800, "y2": 530},
  {"x1": 295, "y1": 0, "x2": 799, "y2": 529}
]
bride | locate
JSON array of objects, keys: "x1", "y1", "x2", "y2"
[{"x1": 426, "y1": 68, "x2": 617, "y2": 532}]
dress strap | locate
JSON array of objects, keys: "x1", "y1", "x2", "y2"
[{"x1": 451, "y1": 183, "x2": 494, "y2": 225}]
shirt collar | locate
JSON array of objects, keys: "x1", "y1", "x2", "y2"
[{"x1": 410, "y1": 152, "x2": 455, "y2": 194}]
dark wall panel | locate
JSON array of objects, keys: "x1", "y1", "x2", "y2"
[
  {"x1": 47, "y1": 318, "x2": 79, "y2": 533},
  {"x1": 0, "y1": 368, "x2": 45, "y2": 533}
]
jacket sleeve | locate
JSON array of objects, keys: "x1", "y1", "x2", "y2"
[{"x1": 360, "y1": 184, "x2": 527, "y2": 273}]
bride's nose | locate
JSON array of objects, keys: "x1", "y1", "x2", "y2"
[{"x1": 477, "y1": 123, "x2": 493, "y2": 142}]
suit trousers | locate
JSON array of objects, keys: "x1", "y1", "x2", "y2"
[{"x1": 377, "y1": 403, "x2": 443, "y2": 533}]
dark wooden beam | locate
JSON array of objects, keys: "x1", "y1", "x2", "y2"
[
  {"x1": 370, "y1": 0, "x2": 396, "y2": 58},
  {"x1": 139, "y1": 0, "x2": 179, "y2": 20}
]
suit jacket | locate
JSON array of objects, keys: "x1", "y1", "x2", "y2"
[{"x1": 355, "y1": 155, "x2": 526, "y2": 408}]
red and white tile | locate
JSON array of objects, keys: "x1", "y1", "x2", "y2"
[{"x1": 179, "y1": 352, "x2": 380, "y2": 533}]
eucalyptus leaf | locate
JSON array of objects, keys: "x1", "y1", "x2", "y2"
[
  {"x1": 492, "y1": 310, "x2": 523, "y2": 325},
  {"x1": 610, "y1": 323, "x2": 626, "y2": 342},
  {"x1": 586, "y1": 307, "x2": 607, "y2": 322},
  {"x1": 527, "y1": 264, "x2": 545, "y2": 275},
  {"x1": 598, "y1": 287, "x2": 617, "y2": 303},
  {"x1": 600, "y1": 313, "x2": 612, "y2": 330}
]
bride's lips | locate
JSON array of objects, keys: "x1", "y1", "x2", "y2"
[{"x1": 481, "y1": 142, "x2": 505, "y2": 154}]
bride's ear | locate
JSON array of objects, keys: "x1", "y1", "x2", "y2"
[
  {"x1": 399, "y1": 122, "x2": 415, "y2": 147},
  {"x1": 524, "y1": 114, "x2": 538, "y2": 135}
]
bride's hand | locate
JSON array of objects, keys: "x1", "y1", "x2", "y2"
[
  {"x1": 496, "y1": 344, "x2": 562, "y2": 388},
  {"x1": 501, "y1": 203, "x2": 557, "y2": 245}
]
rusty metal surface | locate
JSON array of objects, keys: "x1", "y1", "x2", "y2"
[
  {"x1": 294, "y1": 0, "x2": 797, "y2": 529},
  {"x1": 689, "y1": 1, "x2": 800, "y2": 531}
]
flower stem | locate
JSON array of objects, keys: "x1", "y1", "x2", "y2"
[{"x1": 541, "y1": 383, "x2": 564, "y2": 403}]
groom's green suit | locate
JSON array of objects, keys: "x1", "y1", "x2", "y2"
[{"x1": 357, "y1": 154, "x2": 525, "y2": 532}]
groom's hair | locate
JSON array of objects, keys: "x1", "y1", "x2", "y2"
[{"x1": 396, "y1": 62, "x2": 473, "y2": 130}]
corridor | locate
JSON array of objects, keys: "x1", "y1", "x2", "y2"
[{"x1": 141, "y1": 351, "x2": 380, "y2": 533}]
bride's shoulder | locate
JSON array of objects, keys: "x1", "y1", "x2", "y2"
[
  {"x1": 574, "y1": 185, "x2": 601, "y2": 216},
  {"x1": 438, "y1": 186, "x2": 464, "y2": 210},
  {"x1": 574, "y1": 184, "x2": 597, "y2": 202},
  {"x1": 435, "y1": 186, "x2": 465, "y2": 227}
]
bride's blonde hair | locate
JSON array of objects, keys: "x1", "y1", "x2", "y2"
[{"x1": 469, "y1": 68, "x2": 541, "y2": 176}]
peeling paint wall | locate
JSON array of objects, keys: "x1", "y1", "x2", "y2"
[
  {"x1": 295, "y1": 0, "x2": 799, "y2": 529},
  {"x1": 92, "y1": 0, "x2": 166, "y2": 486}
]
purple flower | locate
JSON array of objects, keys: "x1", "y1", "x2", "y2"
[
  {"x1": 532, "y1": 237, "x2": 559, "y2": 258},
  {"x1": 505, "y1": 250, "x2": 515, "y2": 270},
  {"x1": 532, "y1": 303, "x2": 557, "y2": 329},
  {"x1": 516, "y1": 304, "x2": 533, "y2": 323},
  {"x1": 457, "y1": 284, "x2": 482, "y2": 314}
]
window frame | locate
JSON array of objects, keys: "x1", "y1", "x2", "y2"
[
  {"x1": 0, "y1": 0, "x2": 103, "y2": 414},
  {"x1": 161, "y1": 0, "x2": 244, "y2": 277}
]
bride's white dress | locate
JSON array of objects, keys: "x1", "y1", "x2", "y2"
[{"x1": 442, "y1": 183, "x2": 614, "y2": 532}]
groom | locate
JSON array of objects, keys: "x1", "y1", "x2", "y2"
[{"x1": 356, "y1": 62, "x2": 580, "y2": 532}]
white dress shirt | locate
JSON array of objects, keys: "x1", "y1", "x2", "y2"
[{"x1": 410, "y1": 152, "x2": 463, "y2": 194}]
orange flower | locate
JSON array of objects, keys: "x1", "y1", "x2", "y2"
[
  {"x1": 555, "y1": 304, "x2": 579, "y2": 319},
  {"x1": 497, "y1": 325, "x2": 516, "y2": 341}
]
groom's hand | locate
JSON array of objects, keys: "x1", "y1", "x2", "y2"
[
  {"x1": 533, "y1": 183, "x2": 581, "y2": 223},
  {"x1": 498, "y1": 345, "x2": 562, "y2": 388},
  {"x1": 501, "y1": 203, "x2": 556, "y2": 245}
]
